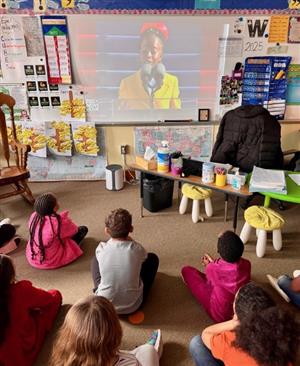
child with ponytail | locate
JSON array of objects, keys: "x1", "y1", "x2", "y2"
[{"x1": 26, "y1": 192, "x2": 88, "y2": 269}]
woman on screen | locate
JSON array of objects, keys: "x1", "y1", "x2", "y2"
[{"x1": 118, "y1": 22, "x2": 181, "y2": 110}]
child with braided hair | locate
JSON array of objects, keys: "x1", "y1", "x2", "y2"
[{"x1": 26, "y1": 192, "x2": 88, "y2": 269}]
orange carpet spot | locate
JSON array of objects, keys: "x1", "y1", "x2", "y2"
[{"x1": 128, "y1": 311, "x2": 145, "y2": 324}]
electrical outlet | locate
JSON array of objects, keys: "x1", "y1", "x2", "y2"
[{"x1": 121, "y1": 145, "x2": 128, "y2": 155}]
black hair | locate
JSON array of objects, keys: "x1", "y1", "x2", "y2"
[
  {"x1": 234, "y1": 283, "x2": 300, "y2": 366},
  {"x1": 0, "y1": 224, "x2": 16, "y2": 247},
  {"x1": 0, "y1": 255, "x2": 15, "y2": 344},
  {"x1": 29, "y1": 193, "x2": 63, "y2": 264},
  {"x1": 217, "y1": 230, "x2": 244, "y2": 263},
  {"x1": 234, "y1": 282, "x2": 275, "y2": 320}
]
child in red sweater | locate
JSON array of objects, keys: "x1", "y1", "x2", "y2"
[{"x1": 0, "y1": 255, "x2": 62, "y2": 366}]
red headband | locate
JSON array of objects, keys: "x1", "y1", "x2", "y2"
[{"x1": 140, "y1": 22, "x2": 169, "y2": 41}]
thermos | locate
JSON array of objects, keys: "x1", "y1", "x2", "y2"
[{"x1": 157, "y1": 140, "x2": 170, "y2": 173}]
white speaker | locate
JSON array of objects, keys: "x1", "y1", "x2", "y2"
[{"x1": 105, "y1": 164, "x2": 124, "y2": 191}]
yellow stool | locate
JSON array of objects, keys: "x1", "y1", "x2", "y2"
[
  {"x1": 179, "y1": 184, "x2": 213, "y2": 223},
  {"x1": 240, "y1": 205, "x2": 285, "y2": 258}
]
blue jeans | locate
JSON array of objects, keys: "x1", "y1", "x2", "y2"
[
  {"x1": 189, "y1": 335, "x2": 224, "y2": 366},
  {"x1": 278, "y1": 275, "x2": 300, "y2": 308}
]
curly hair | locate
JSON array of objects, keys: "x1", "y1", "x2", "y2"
[
  {"x1": 0, "y1": 255, "x2": 16, "y2": 345},
  {"x1": 49, "y1": 296, "x2": 122, "y2": 366},
  {"x1": 29, "y1": 193, "x2": 63, "y2": 264},
  {"x1": 217, "y1": 231, "x2": 244, "y2": 263},
  {"x1": 105, "y1": 208, "x2": 132, "y2": 239},
  {"x1": 233, "y1": 283, "x2": 300, "y2": 366}
]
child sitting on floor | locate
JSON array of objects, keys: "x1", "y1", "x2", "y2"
[
  {"x1": 50, "y1": 295, "x2": 163, "y2": 366},
  {"x1": 26, "y1": 192, "x2": 88, "y2": 269},
  {"x1": 0, "y1": 218, "x2": 21, "y2": 254},
  {"x1": 189, "y1": 282, "x2": 300, "y2": 366},
  {"x1": 182, "y1": 230, "x2": 251, "y2": 322},
  {"x1": 91, "y1": 208, "x2": 159, "y2": 314},
  {"x1": 267, "y1": 270, "x2": 300, "y2": 308},
  {"x1": 0, "y1": 255, "x2": 62, "y2": 366}
]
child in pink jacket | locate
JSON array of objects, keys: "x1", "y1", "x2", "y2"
[
  {"x1": 182, "y1": 231, "x2": 251, "y2": 322},
  {"x1": 26, "y1": 193, "x2": 88, "y2": 269}
]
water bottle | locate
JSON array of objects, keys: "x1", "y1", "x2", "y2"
[{"x1": 157, "y1": 141, "x2": 170, "y2": 173}]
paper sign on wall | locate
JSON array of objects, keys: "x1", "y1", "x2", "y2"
[
  {"x1": 41, "y1": 16, "x2": 72, "y2": 84},
  {"x1": 268, "y1": 15, "x2": 289, "y2": 43},
  {"x1": 0, "y1": 16, "x2": 27, "y2": 83}
]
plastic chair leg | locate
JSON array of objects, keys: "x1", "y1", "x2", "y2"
[
  {"x1": 256, "y1": 230, "x2": 267, "y2": 258},
  {"x1": 272, "y1": 229, "x2": 282, "y2": 251},
  {"x1": 179, "y1": 195, "x2": 189, "y2": 215},
  {"x1": 240, "y1": 222, "x2": 252, "y2": 244},
  {"x1": 192, "y1": 200, "x2": 202, "y2": 223},
  {"x1": 204, "y1": 198, "x2": 213, "y2": 217}
]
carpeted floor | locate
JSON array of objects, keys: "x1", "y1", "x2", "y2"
[{"x1": 1, "y1": 180, "x2": 299, "y2": 366}]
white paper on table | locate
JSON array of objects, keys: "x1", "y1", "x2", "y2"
[{"x1": 288, "y1": 174, "x2": 300, "y2": 186}]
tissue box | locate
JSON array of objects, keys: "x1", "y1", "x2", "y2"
[
  {"x1": 136, "y1": 156, "x2": 157, "y2": 170},
  {"x1": 226, "y1": 171, "x2": 247, "y2": 186}
]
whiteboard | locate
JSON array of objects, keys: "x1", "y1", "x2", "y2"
[
  {"x1": 65, "y1": 14, "x2": 300, "y2": 122},
  {"x1": 1, "y1": 14, "x2": 300, "y2": 122}
]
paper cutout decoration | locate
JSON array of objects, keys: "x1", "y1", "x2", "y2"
[
  {"x1": 61, "y1": 0, "x2": 75, "y2": 8},
  {"x1": 289, "y1": 0, "x2": 300, "y2": 9},
  {"x1": 22, "y1": 122, "x2": 47, "y2": 158},
  {"x1": 33, "y1": 0, "x2": 47, "y2": 12},
  {"x1": 46, "y1": 121, "x2": 72, "y2": 156},
  {"x1": 72, "y1": 122, "x2": 99, "y2": 156},
  {"x1": 60, "y1": 86, "x2": 86, "y2": 121}
]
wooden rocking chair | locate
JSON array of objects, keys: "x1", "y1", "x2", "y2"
[{"x1": 0, "y1": 93, "x2": 35, "y2": 204}]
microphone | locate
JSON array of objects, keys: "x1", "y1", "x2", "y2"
[
  {"x1": 141, "y1": 63, "x2": 153, "y2": 95},
  {"x1": 152, "y1": 63, "x2": 166, "y2": 91}
]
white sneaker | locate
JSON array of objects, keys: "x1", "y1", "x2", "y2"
[
  {"x1": 266, "y1": 274, "x2": 290, "y2": 303},
  {"x1": 147, "y1": 329, "x2": 163, "y2": 359},
  {"x1": 293, "y1": 270, "x2": 300, "y2": 278},
  {"x1": 0, "y1": 218, "x2": 11, "y2": 226}
]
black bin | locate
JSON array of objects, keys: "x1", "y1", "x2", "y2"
[{"x1": 143, "y1": 174, "x2": 174, "y2": 212}]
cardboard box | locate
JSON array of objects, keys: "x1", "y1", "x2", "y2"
[{"x1": 136, "y1": 156, "x2": 157, "y2": 170}]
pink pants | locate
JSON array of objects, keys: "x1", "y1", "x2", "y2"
[{"x1": 182, "y1": 266, "x2": 218, "y2": 322}]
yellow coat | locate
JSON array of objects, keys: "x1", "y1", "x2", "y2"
[{"x1": 118, "y1": 70, "x2": 181, "y2": 109}]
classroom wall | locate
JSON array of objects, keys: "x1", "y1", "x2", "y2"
[{"x1": 105, "y1": 123, "x2": 300, "y2": 166}]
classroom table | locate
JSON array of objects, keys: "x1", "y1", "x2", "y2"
[
  {"x1": 130, "y1": 163, "x2": 252, "y2": 233},
  {"x1": 261, "y1": 173, "x2": 300, "y2": 207}
]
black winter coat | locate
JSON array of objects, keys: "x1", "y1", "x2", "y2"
[{"x1": 210, "y1": 105, "x2": 283, "y2": 173}]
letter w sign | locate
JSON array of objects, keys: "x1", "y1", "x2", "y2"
[{"x1": 247, "y1": 19, "x2": 269, "y2": 38}]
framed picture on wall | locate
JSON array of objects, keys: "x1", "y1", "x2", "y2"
[{"x1": 198, "y1": 109, "x2": 210, "y2": 121}]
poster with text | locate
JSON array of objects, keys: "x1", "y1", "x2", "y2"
[
  {"x1": 41, "y1": 16, "x2": 72, "y2": 84},
  {"x1": 0, "y1": 84, "x2": 29, "y2": 122},
  {"x1": 0, "y1": 16, "x2": 27, "y2": 83}
]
